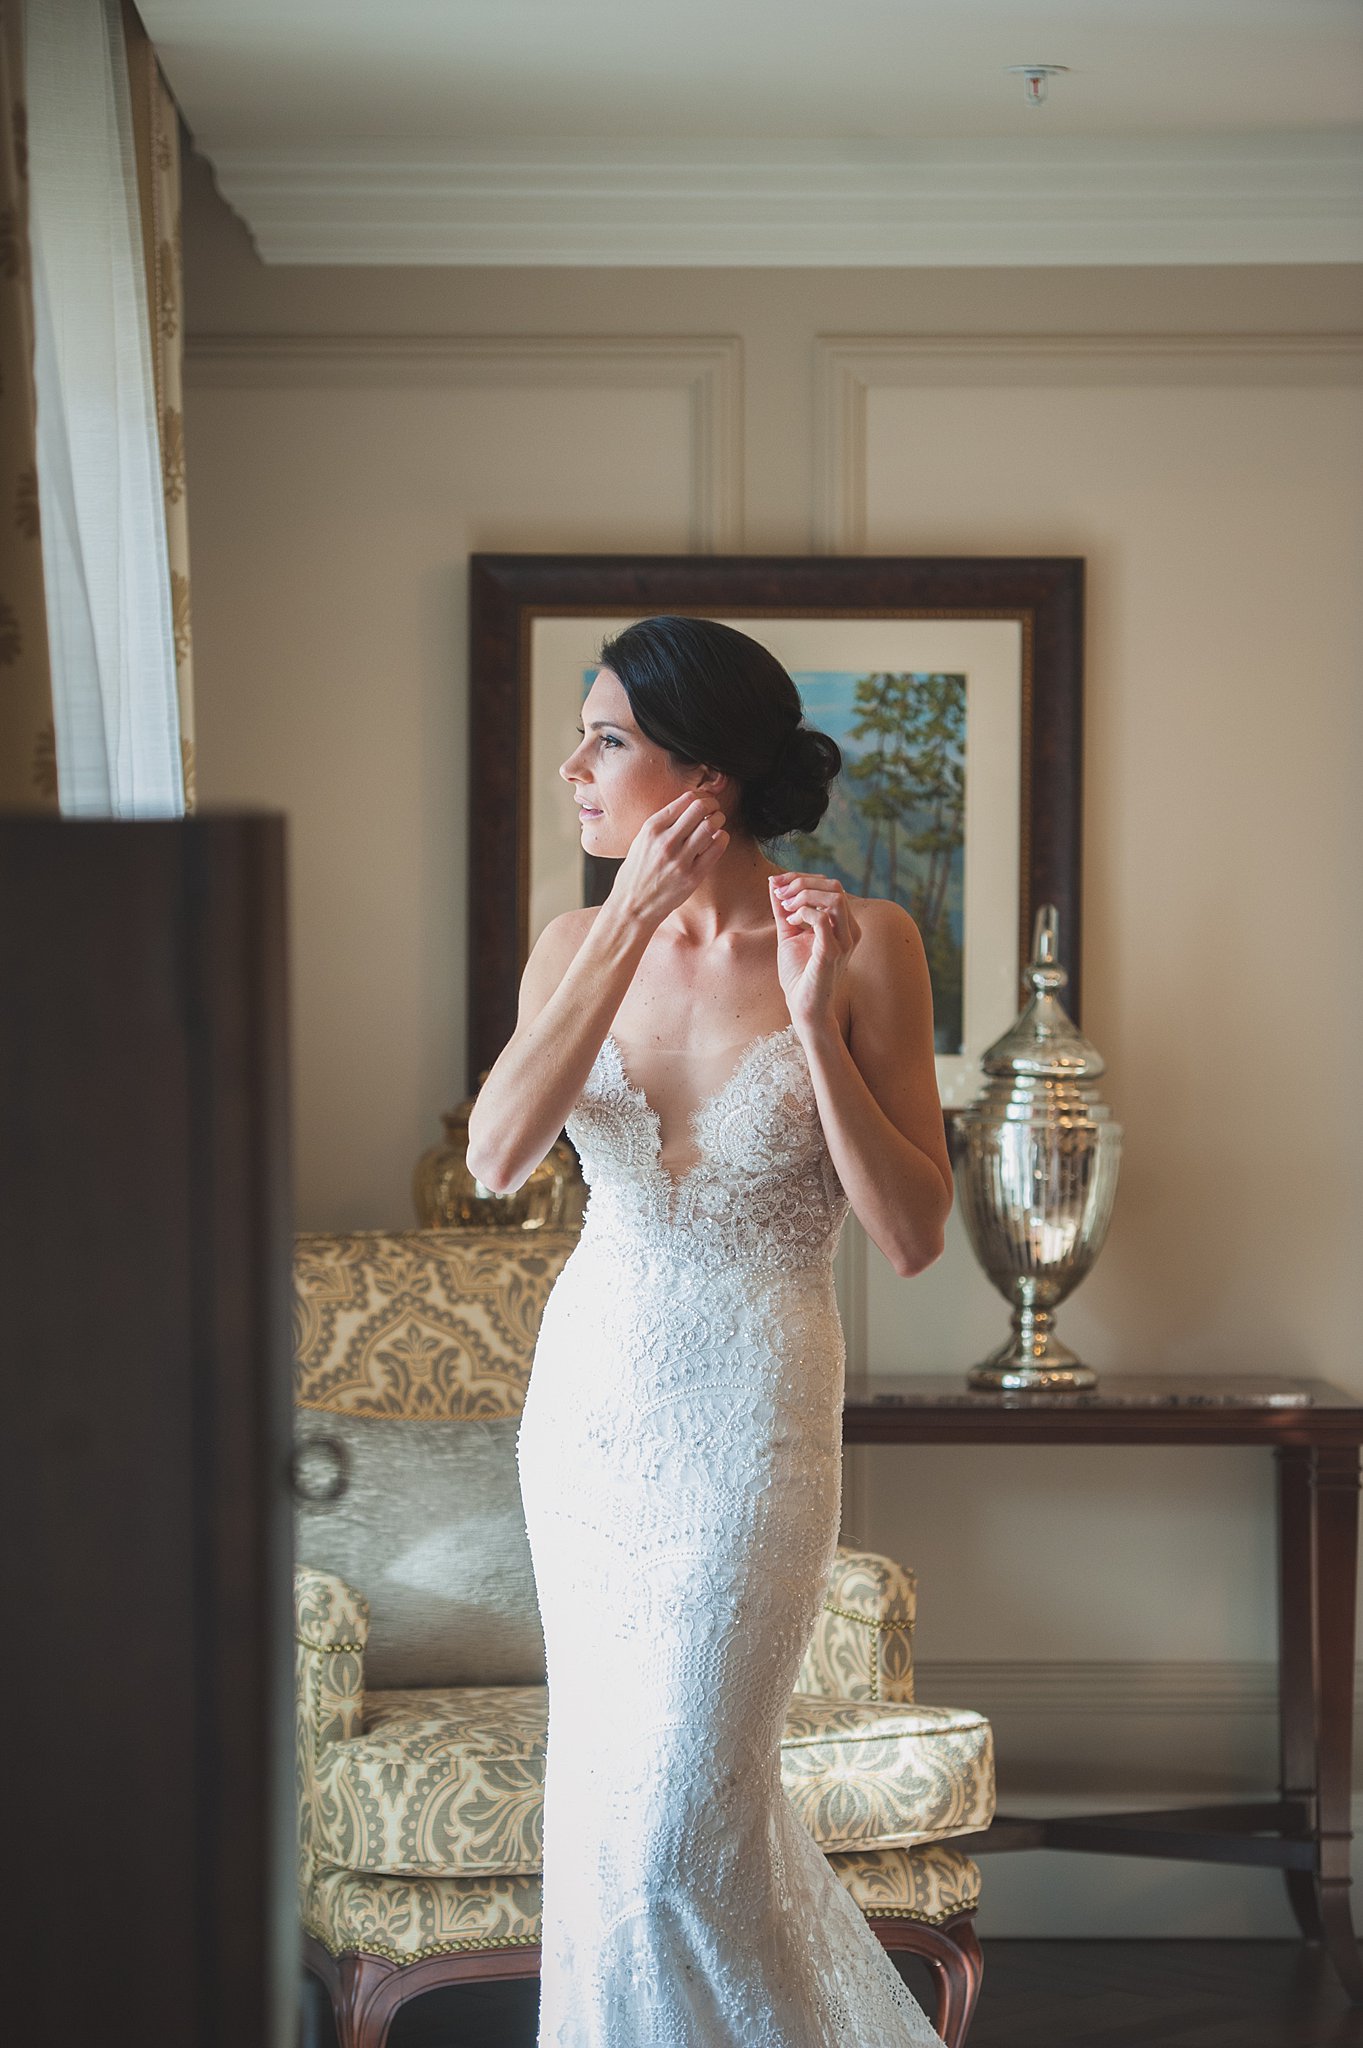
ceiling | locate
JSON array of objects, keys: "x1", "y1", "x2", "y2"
[{"x1": 140, "y1": 0, "x2": 1363, "y2": 264}]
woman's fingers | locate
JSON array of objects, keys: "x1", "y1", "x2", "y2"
[
  {"x1": 774, "y1": 880, "x2": 838, "y2": 907},
  {"x1": 695, "y1": 822, "x2": 728, "y2": 868},
  {"x1": 658, "y1": 790, "x2": 716, "y2": 839},
  {"x1": 683, "y1": 802, "x2": 726, "y2": 857},
  {"x1": 771, "y1": 875, "x2": 861, "y2": 931},
  {"x1": 650, "y1": 792, "x2": 727, "y2": 870},
  {"x1": 779, "y1": 889, "x2": 845, "y2": 927},
  {"x1": 769, "y1": 887, "x2": 798, "y2": 928},
  {"x1": 656, "y1": 791, "x2": 718, "y2": 835}
]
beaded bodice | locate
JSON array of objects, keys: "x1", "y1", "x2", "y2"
[{"x1": 566, "y1": 1024, "x2": 849, "y2": 1274}]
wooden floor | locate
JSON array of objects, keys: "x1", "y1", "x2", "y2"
[{"x1": 300, "y1": 1941, "x2": 1363, "y2": 2047}]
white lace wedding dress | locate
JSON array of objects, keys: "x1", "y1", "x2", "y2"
[{"x1": 516, "y1": 1021, "x2": 948, "y2": 2048}]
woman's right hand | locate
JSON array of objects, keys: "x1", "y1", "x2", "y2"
[{"x1": 608, "y1": 790, "x2": 729, "y2": 929}]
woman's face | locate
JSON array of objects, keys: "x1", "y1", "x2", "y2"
[{"x1": 560, "y1": 666, "x2": 724, "y2": 858}]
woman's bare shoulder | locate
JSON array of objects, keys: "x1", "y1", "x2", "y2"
[
  {"x1": 516, "y1": 906, "x2": 605, "y2": 1024},
  {"x1": 847, "y1": 891, "x2": 922, "y2": 942},
  {"x1": 526, "y1": 904, "x2": 603, "y2": 974},
  {"x1": 844, "y1": 893, "x2": 929, "y2": 993}
]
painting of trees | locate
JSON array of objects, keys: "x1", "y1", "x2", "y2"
[{"x1": 787, "y1": 671, "x2": 966, "y2": 1053}]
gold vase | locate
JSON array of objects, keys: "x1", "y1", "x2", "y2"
[{"x1": 412, "y1": 1071, "x2": 586, "y2": 1230}]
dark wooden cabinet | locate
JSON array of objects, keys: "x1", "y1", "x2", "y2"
[{"x1": 0, "y1": 813, "x2": 296, "y2": 2047}]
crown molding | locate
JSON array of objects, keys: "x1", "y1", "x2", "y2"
[
  {"x1": 814, "y1": 329, "x2": 1363, "y2": 550},
  {"x1": 204, "y1": 131, "x2": 1363, "y2": 269},
  {"x1": 184, "y1": 331, "x2": 744, "y2": 551}
]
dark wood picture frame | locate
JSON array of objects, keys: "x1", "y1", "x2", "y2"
[{"x1": 467, "y1": 553, "x2": 1084, "y2": 1091}]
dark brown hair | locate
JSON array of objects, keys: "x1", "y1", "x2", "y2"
[{"x1": 596, "y1": 615, "x2": 841, "y2": 840}]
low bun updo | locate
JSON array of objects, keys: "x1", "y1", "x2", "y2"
[{"x1": 595, "y1": 615, "x2": 841, "y2": 842}]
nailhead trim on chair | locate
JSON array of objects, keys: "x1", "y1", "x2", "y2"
[
  {"x1": 822, "y1": 1603, "x2": 915, "y2": 1632},
  {"x1": 814, "y1": 1601, "x2": 914, "y2": 1702},
  {"x1": 296, "y1": 1636, "x2": 367, "y2": 1655},
  {"x1": 304, "y1": 1923, "x2": 540, "y2": 1963},
  {"x1": 302, "y1": 1886, "x2": 977, "y2": 1965}
]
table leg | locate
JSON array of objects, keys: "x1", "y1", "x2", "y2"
[
  {"x1": 1277, "y1": 1445, "x2": 1324, "y2": 1941},
  {"x1": 1313, "y1": 1445, "x2": 1363, "y2": 2000}
]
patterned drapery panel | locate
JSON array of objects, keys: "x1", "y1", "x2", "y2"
[
  {"x1": 0, "y1": 0, "x2": 56, "y2": 811},
  {"x1": 120, "y1": 0, "x2": 195, "y2": 810}
]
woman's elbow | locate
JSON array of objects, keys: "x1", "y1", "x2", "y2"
[
  {"x1": 463, "y1": 1128, "x2": 523, "y2": 1198},
  {"x1": 890, "y1": 1226, "x2": 946, "y2": 1280},
  {"x1": 891, "y1": 1186, "x2": 951, "y2": 1277},
  {"x1": 465, "y1": 1155, "x2": 507, "y2": 1196}
]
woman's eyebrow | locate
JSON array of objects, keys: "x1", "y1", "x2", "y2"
[{"x1": 584, "y1": 719, "x2": 628, "y2": 732}]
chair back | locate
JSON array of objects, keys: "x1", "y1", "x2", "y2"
[{"x1": 292, "y1": 1226, "x2": 579, "y2": 1687}]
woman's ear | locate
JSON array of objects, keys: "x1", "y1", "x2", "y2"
[{"x1": 691, "y1": 762, "x2": 732, "y2": 800}]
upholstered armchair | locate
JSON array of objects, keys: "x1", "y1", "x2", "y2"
[{"x1": 293, "y1": 1228, "x2": 995, "y2": 2048}]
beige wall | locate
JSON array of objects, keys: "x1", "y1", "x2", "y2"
[{"x1": 183, "y1": 147, "x2": 1363, "y2": 1933}]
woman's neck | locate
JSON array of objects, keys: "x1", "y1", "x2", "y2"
[{"x1": 659, "y1": 831, "x2": 785, "y2": 945}]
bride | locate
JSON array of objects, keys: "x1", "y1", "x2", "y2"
[{"x1": 466, "y1": 614, "x2": 955, "y2": 2046}]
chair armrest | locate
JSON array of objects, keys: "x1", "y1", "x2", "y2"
[
  {"x1": 296, "y1": 1563, "x2": 369, "y2": 1659},
  {"x1": 294, "y1": 1566, "x2": 369, "y2": 1897},
  {"x1": 794, "y1": 1543, "x2": 917, "y2": 1704}
]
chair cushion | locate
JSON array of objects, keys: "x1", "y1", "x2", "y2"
[
  {"x1": 303, "y1": 1842, "x2": 982, "y2": 1962},
  {"x1": 780, "y1": 1692, "x2": 994, "y2": 1853},
  {"x1": 312, "y1": 1684, "x2": 994, "y2": 1878},
  {"x1": 294, "y1": 1413, "x2": 546, "y2": 1688}
]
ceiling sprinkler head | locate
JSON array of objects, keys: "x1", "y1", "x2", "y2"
[{"x1": 1005, "y1": 64, "x2": 1071, "y2": 107}]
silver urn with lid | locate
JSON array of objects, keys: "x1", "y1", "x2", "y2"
[{"x1": 956, "y1": 904, "x2": 1122, "y2": 1391}]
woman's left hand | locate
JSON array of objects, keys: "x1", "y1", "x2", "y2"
[{"x1": 768, "y1": 871, "x2": 861, "y2": 1035}]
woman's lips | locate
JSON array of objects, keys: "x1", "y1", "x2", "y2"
[{"x1": 578, "y1": 804, "x2": 603, "y2": 819}]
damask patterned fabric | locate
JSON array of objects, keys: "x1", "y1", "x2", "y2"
[
  {"x1": 293, "y1": 1228, "x2": 579, "y2": 1420},
  {"x1": 308, "y1": 1680, "x2": 993, "y2": 1878},
  {"x1": 296, "y1": 1567, "x2": 369, "y2": 1903},
  {"x1": 0, "y1": 0, "x2": 57, "y2": 811},
  {"x1": 303, "y1": 1840, "x2": 983, "y2": 1967},
  {"x1": 300, "y1": 1843, "x2": 978, "y2": 1966},
  {"x1": 119, "y1": 0, "x2": 196, "y2": 806},
  {"x1": 794, "y1": 1547, "x2": 917, "y2": 1702},
  {"x1": 293, "y1": 1544, "x2": 993, "y2": 1969}
]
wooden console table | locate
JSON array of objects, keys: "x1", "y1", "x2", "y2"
[{"x1": 841, "y1": 1372, "x2": 1363, "y2": 2000}]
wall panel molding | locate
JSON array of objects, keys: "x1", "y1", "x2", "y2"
[
  {"x1": 917, "y1": 1657, "x2": 1363, "y2": 1724},
  {"x1": 814, "y1": 330, "x2": 1363, "y2": 552},
  {"x1": 186, "y1": 332, "x2": 744, "y2": 552}
]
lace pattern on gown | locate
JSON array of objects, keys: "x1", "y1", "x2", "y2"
[{"x1": 516, "y1": 1025, "x2": 948, "y2": 2047}]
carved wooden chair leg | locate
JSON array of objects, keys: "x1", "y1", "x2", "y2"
[
  {"x1": 870, "y1": 1912, "x2": 984, "y2": 2048},
  {"x1": 331, "y1": 1951, "x2": 408, "y2": 2048},
  {"x1": 302, "y1": 1939, "x2": 406, "y2": 2048}
]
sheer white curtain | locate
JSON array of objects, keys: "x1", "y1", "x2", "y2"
[{"x1": 25, "y1": 0, "x2": 183, "y2": 816}]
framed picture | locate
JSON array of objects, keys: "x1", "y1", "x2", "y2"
[{"x1": 468, "y1": 554, "x2": 1083, "y2": 1108}]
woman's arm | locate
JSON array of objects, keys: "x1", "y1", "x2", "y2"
[
  {"x1": 771, "y1": 880, "x2": 953, "y2": 1278},
  {"x1": 464, "y1": 900, "x2": 651, "y2": 1195},
  {"x1": 466, "y1": 790, "x2": 728, "y2": 1194}
]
